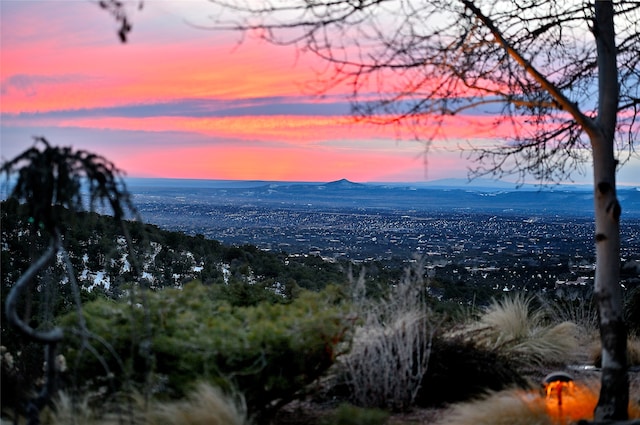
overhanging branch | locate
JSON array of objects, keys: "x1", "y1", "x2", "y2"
[{"x1": 461, "y1": 0, "x2": 598, "y2": 137}]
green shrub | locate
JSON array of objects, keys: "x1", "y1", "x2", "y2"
[
  {"x1": 208, "y1": 280, "x2": 284, "y2": 307},
  {"x1": 323, "y1": 403, "x2": 389, "y2": 425},
  {"x1": 58, "y1": 282, "x2": 354, "y2": 423}
]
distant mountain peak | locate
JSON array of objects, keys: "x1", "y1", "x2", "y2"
[{"x1": 325, "y1": 178, "x2": 363, "y2": 188}]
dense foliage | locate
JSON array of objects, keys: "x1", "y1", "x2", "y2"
[{"x1": 58, "y1": 282, "x2": 353, "y2": 422}]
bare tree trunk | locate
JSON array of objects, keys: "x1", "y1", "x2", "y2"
[
  {"x1": 592, "y1": 133, "x2": 628, "y2": 420},
  {"x1": 593, "y1": 1, "x2": 628, "y2": 420}
]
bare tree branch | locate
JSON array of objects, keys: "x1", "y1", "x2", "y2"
[
  {"x1": 460, "y1": 0, "x2": 598, "y2": 136},
  {"x1": 4, "y1": 236, "x2": 64, "y2": 344}
]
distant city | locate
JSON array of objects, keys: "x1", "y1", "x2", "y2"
[{"x1": 125, "y1": 178, "x2": 640, "y2": 292}]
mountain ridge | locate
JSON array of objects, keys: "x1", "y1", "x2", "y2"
[
  {"x1": 122, "y1": 177, "x2": 634, "y2": 192},
  {"x1": 122, "y1": 178, "x2": 640, "y2": 218}
]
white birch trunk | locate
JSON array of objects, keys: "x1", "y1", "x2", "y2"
[
  {"x1": 592, "y1": 133, "x2": 628, "y2": 420},
  {"x1": 592, "y1": 0, "x2": 629, "y2": 420}
]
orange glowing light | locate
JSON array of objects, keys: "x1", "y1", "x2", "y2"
[
  {"x1": 544, "y1": 381, "x2": 597, "y2": 423},
  {"x1": 542, "y1": 379, "x2": 640, "y2": 423},
  {"x1": 545, "y1": 380, "x2": 575, "y2": 406}
]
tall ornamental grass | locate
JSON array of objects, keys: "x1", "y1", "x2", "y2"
[
  {"x1": 461, "y1": 294, "x2": 579, "y2": 366},
  {"x1": 339, "y1": 262, "x2": 435, "y2": 410}
]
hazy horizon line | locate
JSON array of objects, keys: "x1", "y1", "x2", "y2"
[{"x1": 122, "y1": 176, "x2": 640, "y2": 190}]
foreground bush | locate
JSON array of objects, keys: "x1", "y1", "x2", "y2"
[{"x1": 59, "y1": 282, "x2": 353, "y2": 422}]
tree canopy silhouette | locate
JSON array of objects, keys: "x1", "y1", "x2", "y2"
[
  {"x1": 2, "y1": 138, "x2": 134, "y2": 236},
  {"x1": 1, "y1": 138, "x2": 136, "y2": 424}
]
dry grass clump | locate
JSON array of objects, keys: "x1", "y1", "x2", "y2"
[
  {"x1": 540, "y1": 293, "x2": 599, "y2": 332},
  {"x1": 44, "y1": 383, "x2": 247, "y2": 425},
  {"x1": 630, "y1": 337, "x2": 640, "y2": 366},
  {"x1": 339, "y1": 272, "x2": 535, "y2": 411},
  {"x1": 46, "y1": 392, "x2": 112, "y2": 425},
  {"x1": 44, "y1": 391, "x2": 144, "y2": 425},
  {"x1": 590, "y1": 334, "x2": 640, "y2": 368},
  {"x1": 434, "y1": 380, "x2": 640, "y2": 425},
  {"x1": 461, "y1": 294, "x2": 580, "y2": 366},
  {"x1": 433, "y1": 389, "x2": 552, "y2": 425},
  {"x1": 342, "y1": 309, "x2": 433, "y2": 410},
  {"x1": 147, "y1": 383, "x2": 247, "y2": 425},
  {"x1": 339, "y1": 263, "x2": 435, "y2": 411}
]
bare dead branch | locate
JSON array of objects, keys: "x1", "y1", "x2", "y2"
[
  {"x1": 460, "y1": 0, "x2": 598, "y2": 136},
  {"x1": 4, "y1": 236, "x2": 64, "y2": 344}
]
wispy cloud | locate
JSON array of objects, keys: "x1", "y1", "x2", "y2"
[
  {"x1": 1, "y1": 73, "x2": 100, "y2": 97},
  {"x1": 1, "y1": 96, "x2": 351, "y2": 119}
]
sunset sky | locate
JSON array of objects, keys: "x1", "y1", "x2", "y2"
[{"x1": 1, "y1": 1, "x2": 638, "y2": 185}]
